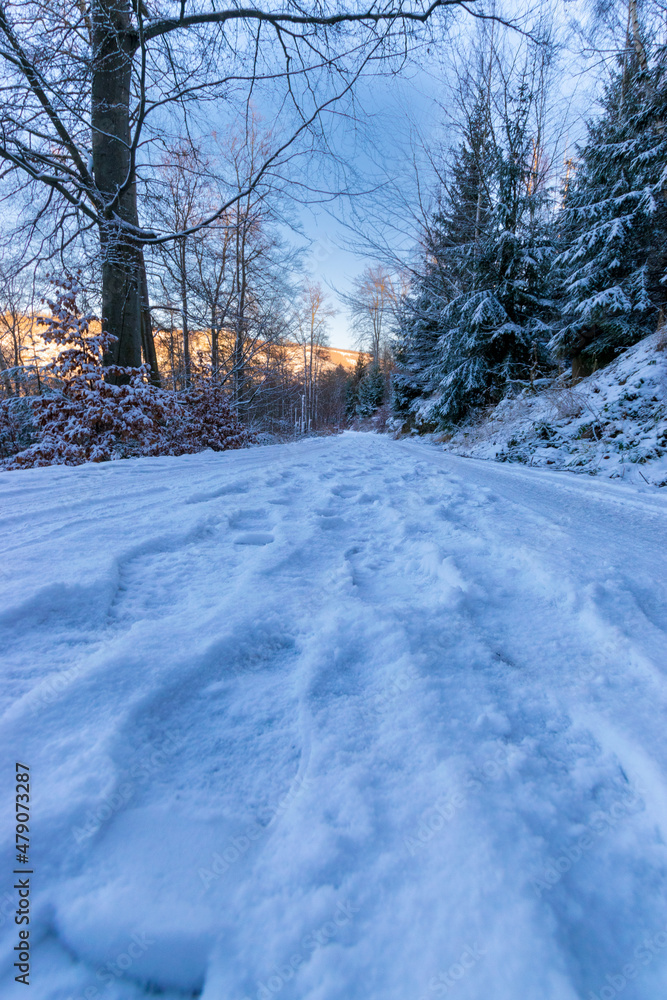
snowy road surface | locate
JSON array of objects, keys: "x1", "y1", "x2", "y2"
[{"x1": 2, "y1": 432, "x2": 667, "y2": 1000}]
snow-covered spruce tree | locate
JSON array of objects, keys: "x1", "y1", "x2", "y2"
[
  {"x1": 356, "y1": 361, "x2": 386, "y2": 417},
  {"x1": 392, "y1": 99, "x2": 494, "y2": 427},
  {"x1": 551, "y1": 43, "x2": 667, "y2": 375},
  {"x1": 392, "y1": 289, "x2": 442, "y2": 427},
  {"x1": 5, "y1": 278, "x2": 182, "y2": 468},
  {"x1": 345, "y1": 354, "x2": 367, "y2": 419},
  {"x1": 431, "y1": 99, "x2": 496, "y2": 297},
  {"x1": 395, "y1": 74, "x2": 555, "y2": 428}
]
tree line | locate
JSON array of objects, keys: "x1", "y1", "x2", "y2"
[
  {"x1": 0, "y1": 0, "x2": 486, "y2": 464},
  {"x1": 392, "y1": 0, "x2": 667, "y2": 431},
  {"x1": 3, "y1": 1, "x2": 664, "y2": 464}
]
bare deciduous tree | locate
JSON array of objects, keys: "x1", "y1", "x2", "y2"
[
  {"x1": 0, "y1": 0, "x2": 480, "y2": 380},
  {"x1": 295, "y1": 281, "x2": 335, "y2": 430},
  {"x1": 349, "y1": 265, "x2": 397, "y2": 364}
]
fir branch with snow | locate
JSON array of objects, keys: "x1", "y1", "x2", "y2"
[{"x1": 551, "y1": 49, "x2": 667, "y2": 373}]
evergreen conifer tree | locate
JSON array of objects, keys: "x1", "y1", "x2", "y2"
[
  {"x1": 345, "y1": 354, "x2": 367, "y2": 418},
  {"x1": 357, "y1": 361, "x2": 386, "y2": 416},
  {"x1": 395, "y1": 68, "x2": 555, "y2": 427},
  {"x1": 392, "y1": 289, "x2": 443, "y2": 428},
  {"x1": 551, "y1": 44, "x2": 667, "y2": 374}
]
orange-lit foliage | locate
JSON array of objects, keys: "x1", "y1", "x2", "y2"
[{"x1": 3, "y1": 279, "x2": 252, "y2": 468}]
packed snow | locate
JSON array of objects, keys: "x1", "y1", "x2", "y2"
[
  {"x1": 433, "y1": 331, "x2": 667, "y2": 487},
  {"x1": 2, "y1": 432, "x2": 667, "y2": 1000}
]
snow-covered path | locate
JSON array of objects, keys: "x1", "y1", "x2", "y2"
[{"x1": 2, "y1": 433, "x2": 667, "y2": 1000}]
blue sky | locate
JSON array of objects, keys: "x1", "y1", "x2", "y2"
[
  {"x1": 290, "y1": 0, "x2": 597, "y2": 351},
  {"x1": 295, "y1": 65, "x2": 450, "y2": 349}
]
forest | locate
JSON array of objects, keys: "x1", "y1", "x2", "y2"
[{"x1": 0, "y1": 0, "x2": 665, "y2": 469}]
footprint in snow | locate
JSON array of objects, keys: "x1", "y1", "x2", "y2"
[
  {"x1": 314, "y1": 506, "x2": 339, "y2": 517},
  {"x1": 331, "y1": 485, "x2": 358, "y2": 499},
  {"x1": 227, "y1": 509, "x2": 275, "y2": 544},
  {"x1": 318, "y1": 516, "x2": 348, "y2": 531},
  {"x1": 185, "y1": 481, "x2": 251, "y2": 504},
  {"x1": 234, "y1": 532, "x2": 275, "y2": 546},
  {"x1": 228, "y1": 509, "x2": 271, "y2": 530}
]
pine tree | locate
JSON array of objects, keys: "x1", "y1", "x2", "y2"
[
  {"x1": 345, "y1": 354, "x2": 367, "y2": 418},
  {"x1": 429, "y1": 99, "x2": 495, "y2": 296},
  {"x1": 551, "y1": 46, "x2": 667, "y2": 374},
  {"x1": 392, "y1": 290, "x2": 443, "y2": 428},
  {"x1": 357, "y1": 361, "x2": 386, "y2": 416},
  {"x1": 393, "y1": 98, "x2": 495, "y2": 427},
  {"x1": 395, "y1": 74, "x2": 554, "y2": 427}
]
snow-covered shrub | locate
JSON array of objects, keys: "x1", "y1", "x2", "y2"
[
  {"x1": 180, "y1": 356, "x2": 254, "y2": 452},
  {"x1": 545, "y1": 384, "x2": 586, "y2": 420},
  {"x1": 2, "y1": 280, "x2": 257, "y2": 469},
  {"x1": 0, "y1": 396, "x2": 37, "y2": 461},
  {"x1": 5, "y1": 278, "x2": 181, "y2": 468}
]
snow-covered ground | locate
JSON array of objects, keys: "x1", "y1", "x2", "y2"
[
  {"x1": 2, "y1": 432, "x2": 667, "y2": 1000},
  {"x1": 434, "y1": 332, "x2": 667, "y2": 487}
]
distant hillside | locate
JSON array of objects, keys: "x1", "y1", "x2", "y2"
[
  {"x1": 153, "y1": 329, "x2": 367, "y2": 380},
  {"x1": 0, "y1": 312, "x2": 368, "y2": 377},
  {"x1": 319, "y1": 346, "x2": 367, "y2": 371}
]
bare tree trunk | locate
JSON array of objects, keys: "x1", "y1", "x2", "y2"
[
  {"x1": 211, "y1": 305, "x2": 219, "y2": 374},
  {"x1": 169, "y1": 318, "x2": 176, "y2": 390},
  {"x1": 139, "y1": 250, "x2": 161, "y2": 386},
  {"x1": 629, "y1": 0, "x2": 648, "y2": 72},
  {"x1": 180, "y1": 242, "x2": 191, "y2": 388},
  {"x1": 233, "y1": 253, "x2": 247, "y2": 409},
  {"x1": 92, "y1": 0, "x2": 142, "y2": 372}
]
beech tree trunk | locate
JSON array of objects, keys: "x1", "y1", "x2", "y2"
[{"x1": 92, "y1": 0, "x2": 143, "y2": 372}]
